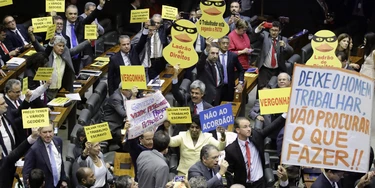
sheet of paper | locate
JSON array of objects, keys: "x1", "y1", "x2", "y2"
[{"x1": 65, "y1": 93, "x2": 81, "y2": 101}]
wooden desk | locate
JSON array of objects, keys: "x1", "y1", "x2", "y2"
[
  {"x1": 50, "y1": 101, "x2": 77, "y2": 128},
  {"x1": 220, "y1": 101, "x2": 241, "y2": 131},
  {"x1": 157, "y1": 66, "x2": 184, "y2": 95}
]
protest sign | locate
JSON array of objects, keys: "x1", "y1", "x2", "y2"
[
  {"x1": 306, "y1": 30, "x2": 342, "y2": 68},
  {"x1": 126, "y1": 91, "x2": 170, "y2": 139},
  {"x1": 32, "y1": 17, "x2": 53, "y2": 33},
  {"x1": 22, "y1": 108, "x2": 49, "y2": 128},
  {"x1": 259, "y1": 88, "x2": 291, "y2": 115},
  {"x1": 45, "y1": 24, "x2": 56, "y2": 40},
  {"x1": 167, "y1": 107, "x2": 192, "y2": 124},
  {"x1": 163, "y1": 19, "x2": 198, "y2": 68},
  {"x1": 85, "y1": 25, "x2": 97, "y2": 40},
  {"x1": 46, "y1": 0, "x2": 65, "y2": 12},
  {"x1": 281, "y1": 64, "x2": 374, "y2": 173},
  {"x1": 162, "y1": 5, "x2": 178, "y2": 20},
  {"x1": 199, "y1": 103, "x2": 234, "y2": 132},
  {"x1": 0, "y1": 0, "x2": 12, "y2": 7},
  {"x1": 120, "y1": 66, "x2": 147, "y2": 89},
  {"x1": 34, "y1": 67, "x2": 53, "y2": 81},
  {"x1": 22, "y1": 77, "x2": 28, "y2": 95},
  {"x1": 130, "y1": 9, "x2": 149, "y2": 23},
  {"x1": 196, "y1": 0, "x2": 229, "y2": 39},
  {"x1": 84, "y1": 122, "x2": 112, "y2": 142}
]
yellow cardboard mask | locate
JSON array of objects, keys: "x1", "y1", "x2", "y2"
[
  {"x1": 162, "y1": 19, "x2": 198, "y2": 68},
  {"x1": 306, "y1": 30, "x2": 341, "y2": 68},
  {"x1": 196, "y1": 0, "x2": 229, "y2": 39}
]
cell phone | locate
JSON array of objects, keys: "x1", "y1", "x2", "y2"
[
  {"x1": 264, "y1": 22, "x2": 273, "y2": 29},
  {"x1": 180, "y1": 12, "x2": 190, "y2": 20},
  {"x1": 173, "y1": 176, "x2": 185, "y2": 182}
]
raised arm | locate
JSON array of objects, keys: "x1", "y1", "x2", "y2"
[{"x1": 70, "y1": 40, "x2": 90, "y2": 56}]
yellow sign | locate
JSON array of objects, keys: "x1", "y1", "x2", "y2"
[
  {"x1": 162, "y1": 5, "x2": 178, "y2": 20},
  {"x1": 196, "y1": 0, "x2": 229, "y2": 39},
  {"x1": 120, "y1": 66, "x2": 147, "y2": 89},
  {"x1": 306, "y1": 30, "x2": 341, "y2": 68},
  {"x1": 32, "y1": 17, "x2": 53, "y2": 33},
  {"x1": 163, "y1": 19, "x2": 198, "y2": 68},
  {"x1": 34, "y1": 67, "x2": 53, "y2": 81},
  {"x1": 84, "y1": 122, "x2": 113, "y2": 142},
  {"x1": 85, "y1": 25, "x2": 97, "y2": 40},
  {"x1": 130, "y1": 9, "x2": 149, "y2": 23},
  {"x1": 0, "y1": 0, "x2": 12, "y2": 7},
  {"x1": 167, "y1": 107, "x2": 192, "y2": 124},
  {"x1": 259, "y1": 88, "x2": 291, "y2": 115},
  {"x1": 46, "y1": 0, "x2": 65, "y2": 12},
  {"x1": 22, "y1": 108, "x2": 50, "y2": 128},
  {"x1": 45, "y1": 24, "x2": 56, "y2": 40},
  {"x1": 95, "y1": 56, "x2": 110, "y2": 62},
  {"x1": 22, "y1": 77, "x2": 28, "y2": 95},
  {"x1": 25, "y1": 50, "x2": 37, "y2": 56}
]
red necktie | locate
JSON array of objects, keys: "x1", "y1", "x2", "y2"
[
  {"x1": 194, "y1": 104, "x2": 197, "y2": 115},
  {"x1": 0, "y1": 42, "x2": 11, "y2": 58},
  {"x1": 245, "y1": 141, "x2": 251, "y2": 181},
  {"x1": 271, "y1": 39, "x2": 277, "y2": 68}
]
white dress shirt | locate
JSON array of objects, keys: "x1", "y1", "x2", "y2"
[
  {"x1": 0, "y1": 115, "x2": 15, "y2": 156},
  {"x1": 194, "y1": 101, "x2": 204, "y2": 114},
  {"x1": 121, "y1": 51, "x2": 131, "y2": 66},
  {"x1": 195, "y1": 34, "x2": 202, "y2": 53},
  {"x1": 10, "y1": 28, "x2": 29, "y2": 45},
  {"x1": 5, "y1": 94, "x2": 19, "y2": 109},
  {"x1": 150, "y1": 31, "x2": 163, "y2": 58},
  {"x1": 238, "y1": 138, "x2": 263, "y2": 182},
  {"x1": 44, "y1": 141, "x2": 62, "y2": 182},
  {"x1": 254, "y1": 27, "x2": 279, "y2": 69},
  {"x1": 65, "y1": 22, "x2": 78, "y2": 49}
]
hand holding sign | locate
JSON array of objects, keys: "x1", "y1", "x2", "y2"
[
  {"x1": 31, "y1": 127, "x2": 40, "y2": 139},
  {"x1": 277, "y1": 166, "x2": 288, "y2": 182},
  {"x1": 173, "y1": 64, "x2": 180, "y2": 79},
  {"x1": 219, "y1": 159, "x2": 229, "y2": 176}
]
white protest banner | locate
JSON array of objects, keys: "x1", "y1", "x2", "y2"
[
  {"x1": 281, "y1": 64, "x2": 374, "y2": 173},
  {"x1": 126, "y1": 91, "x2": 170, "y2": 139}
]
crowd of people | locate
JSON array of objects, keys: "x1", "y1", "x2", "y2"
[{"x1": 0, "y1": 0, "x2": 374, "y2": 188}]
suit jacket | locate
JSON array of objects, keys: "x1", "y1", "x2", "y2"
[
  {"x1": 4, "y1": 24, "x2": 30, "y2": 51},
  {"x1": 225, "y1": 116, "x2": 286, "y2": 186},
  {"x1": 0, "y1": 137, "x2": 33, "y2": 188},
  {"x1": 22, "y1": 137, "x2": 67, "y2": 188},
  {"x1": 222, "y1": 51, "x2": 244, "y2": 100},
  {"x1": 32, "y1": 39, "x2": 90, "y2": 93},
  {"x1": 108, "y1": 32, "x2": 148, "y2": 95},
  {"x1": 224, "y1": 15, "x2": 253, "y2": 35},
  {"x1": 169, "y1": 131, "x2": 226, "y2": 175},
  {"x1": 121, "y1": 3, "x2": 142, "y2": 35},
  {"x1": 188, "y1": 161, "x2": 224, "y2": 188},
  {"x1": 126, "y1": 137, "x2": 151, "y2": 181},
  {"x1": 137, "y1": 150, "x2": 169, "y2": 188},
  {"x1": 255, "y1": 31, "x2": 293, "y2": 72},
  {"x1": 100, "y1": 89, "x2": 126, "y2": 136},
  {"x1": 196, "y1": 52, "x2": 225, "y2": 105},
  {"x1": 311, "y1": 173, "x2": 342, "y2": 188},
  {"x1": 0, "y1": 43, "x2": 11, "y2": 63},
  {"x1": 193, "y1": 35, "x2": 206, "y2": 53}
]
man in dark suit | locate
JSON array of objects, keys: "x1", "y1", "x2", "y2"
[
  {"x1": 224, "y1": 1, "x2": 253, "y2": 36},
  {"x1": 22, "y1": 122, "x2": 68, "y2": 188},
  {"x1": 188, "y1": 144, "x2": 228, "y2": 188},
  {"x1": 4, "y1": 79, "x2": 23, "y2": 124},
  {"x1": 2, "y1": 15, "x2": 31, "y2": 51},
  {"x1": 0, "y1": 25, "x2": 19, "y2": 71},
  {"x1": 44, "y1": 16, "x2": 71, "y2": 48},
  {"x1": 218, "y1": 36, "x2": 244, "y2": 101},
  {"x1": 254, "y1": 21, "x2": 293, "y2": 89},
  {"x1": 108, "y1": 27, "x2": 149, "y2": 96},
  {"x1": 76, "y1": 167, "x2": 96, "y2": 188},
  {"x1": 311, "y1": 169, "x2": 344, "y2": 188},
  {"x1": 225, "y1": 115, "x2": 286, "y2": 187},
  {"x1": 196, "y1": 39, "x2": 224, "y2": 106}
]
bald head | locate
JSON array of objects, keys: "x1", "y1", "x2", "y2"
[
  {"x1": 76, "y1": 167, "x2": 96, "y2": 186},
  {"x1": 230, "y1": 184, "x2": 246, "y2": 188},
  {"x1": 277, "y1": 72, "x2": 291, "y2": 88}
]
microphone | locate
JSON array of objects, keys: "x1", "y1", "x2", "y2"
[{"x1": 14, "y1": 173, "x2": 23, "y2": 188}]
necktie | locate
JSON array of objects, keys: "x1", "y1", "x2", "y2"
[
  {"x1": 221, "y1": 54, "x2": 228, "y2": 84},
  {"x1": 209, "y1": 169, "x2": 213, "y2": 178},
  {"x1": 0, "y1": 42, "x2": 10, "y2": 58},
  {"x1": 245, "y1": 141, "x2": 251, "y2": 181},
  {"x1": 48, "y1": 144, "x2": 59, "y2": 186},
  {"x1": 332, "y1": 182, "x2": 336, "y2": 188},
  {"x1": 153, "y1": 31, "x2": 158, "y2": 58},
  {"x1": 14, "y1": 100, "x2": 19, "y2": 108},
  {"x1": 55, "y1": 55, "x2": 62, "y2": 89},
  {"x1": 271, "y1": 39, "x2": 277, "y2": 68},
  {"x1": 194, "y1": 104, "x2": 197, "y2": 115},
  {"x1": 1, "y1": 116, "x2": 15, "y2": 155},
  {"x1": 70, "y1": 24, "x2": 79, "y2": 59}
]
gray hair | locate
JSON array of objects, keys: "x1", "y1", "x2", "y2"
[
  {"x1": 190, "y1": 80, "x2": 206, "y2": 94},
  {"x1": 200, "y1": 144, "x2": 218, "y2": 161},
  {"x1": 278, "y1": 72, "x2": 291, "y2": 81},
  {"x1": 4, "y1": 79, "x2": 21, "y2": 93},
  {"x1": 119, "y1": 35, "x2": 130, "y2": 43},
  {"x1": 54, "y1": 35, "x2": 67, "y2": 46},
  {"x1": 230, "y1": 184, "x2": 246, "y2": 188},
  {"x1": 84, "y1": 2, "x2": 96, "y2": 11},
  {"x1": 66, "y1": 4, "x2": 78, "y2": 11},
  {"x1": 151, "y1": 14, "x2": 163, "y2": 23},
  {"x1": 115, "y1": 175, "x2": 133, "y2": 188},
  {"x1": 188, "y1": 176, "x2": 208, "y2": 188},
  {"x1": 218, "y1": 36, "x2": 230, "y2": 43}
]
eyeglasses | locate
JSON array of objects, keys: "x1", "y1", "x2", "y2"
[
  {"x1": 202, "y1": 0, "x2": 225, "y2": 7},
  {"x1": 312, "y1": 35, "x2": 337, "y2": 43},
  {"x1": 172, "y1": 22, "x2": 197, "y2": 34}
]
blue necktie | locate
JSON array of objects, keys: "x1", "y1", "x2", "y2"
[
  {"x1": 70, "y1": 24, "x2": 79, "y2": 59},
  {"x1": 48, "y1": 144, "x2": 59, "y2": 187},
  {"x1": 221, "y1": 54, "x2": 228, "y2": 84}
]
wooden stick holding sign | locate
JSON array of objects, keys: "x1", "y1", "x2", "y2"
[{"x1": 84, "y1": 122, "x2": 113, "y2": 142}]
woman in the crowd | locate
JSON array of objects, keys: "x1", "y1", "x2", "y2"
[
  {"x1": 336, "y1": 33, "x2": 360, "y2": 70},
  {"x1": 228, "y1": 19, "x2": 252, "y2": 70}
]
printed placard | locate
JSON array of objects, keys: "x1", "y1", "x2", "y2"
[
  {"x1": 0, "y1": 0, "x2": 12, "y2": 7},
  {"x1": 199, "y1": 103, "x2": 234, "y2": 132},
  {"x1": 45, "y1": 24, "x2": 56, "y2": 40},
  {"x1": 167, "y1": 107, "x2": 192, "y2": 124},
  {"x1": 84, "y1": 122, "x2": 113, "y2": 142},
  {"x1": 33, "y1": 67, "x2": 53, "y2": 81},
  {"x1": 162, "y1": 5, "x2": 178, "y2": 20},
  {"x1": 22, "y1": 108, "x2": 50, "y2": 128},
  {"x1": 130, "y1": 9, "x2": 149, "y2": 23},
  {"x1": 46, "y1": 0, "x2": 65, "y2": 12},
  {"x1": 22, "y1": 77, "x2": 28, "y2": 95},
  {"x1": 196, "y1": 0, "x2": 229, "y2": 39},
  {"x1": 32, "y1": 17, "x2": 53, "y2": 33},
  {"x1": 120, "y1": 66, "x2": 147, "y2": 89},
  {"x1": 84, "y1": 25, "x2": 97, "y2": 40},
  {"x1": 280, "y1": 64, "x2": 374, "y2": 173},
  {"x1": 259, "y1": 88, "x2": 291, "y2": 115}
]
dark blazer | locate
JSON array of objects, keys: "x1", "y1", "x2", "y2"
[
  {"x1": 22, "y1": 137, "x2": 67, "y2": 188},
  {"x1": 196, "y1": 52, "x2": 225, "y2": 106},
  {"x1": 225, "y1": 116, "x2": 286, "y2": 186},
  {"x1": 100, "y1": 89, "x2": 126, "y2": 138},
  {"x1": 125, "y1": 137, "x2": 151, "y2": 181},
  {"x1": 0, "y1": 137, "x2": 33, "y2": 188},
  {"x1": 4, "y1": 24, "x2": 30, "y2": 51},
  {"x1": 188, "y1": 161, "x2": 224, "y2": 188},
  {"x1": 4, "y1": 97, "x2": 23, "y2": 126},
  {"x1": 222, "y1": 51, "x2": 244, "y2": 101},
  {"x1": 121, "y1": 3, "x2": 142, "y2": 35},
  {"x1": 311, "y1": 173, "x2": 342, "y2": 188},
  {"x1": 193, "y1": 36, "x2": 206, "y2": 53},
  {"x1": 255, "y1": 31, "x2": 293, "y2": 72},
  {"x1": 0, "y1": 44, "x2": 11, "y2": 63},
  {"x1": 108, "y1": 32, "x2": 148, "y2": 96}
]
